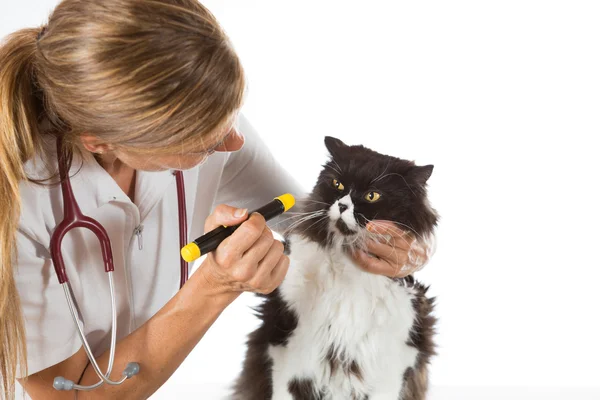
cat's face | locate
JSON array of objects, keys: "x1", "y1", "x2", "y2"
[{"x1": 295, "y1": 136, "x2": 437, "y2": 250}]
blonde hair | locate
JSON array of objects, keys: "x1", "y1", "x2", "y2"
[{"x1": 0, "y1": 0, "x2": 245, "y2": 397}]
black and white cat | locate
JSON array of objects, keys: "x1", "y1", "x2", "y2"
[{"x1": 232, "y1": 137, "x2": 438, "y2": 400}]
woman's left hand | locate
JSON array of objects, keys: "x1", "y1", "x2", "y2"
[{"x1": 351, "y1": 221, "x2": 436, "y2": 278}]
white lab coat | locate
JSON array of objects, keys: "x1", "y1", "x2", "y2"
[{"x1": 14, "y1": 114, "x2": 305, "y2": 380}]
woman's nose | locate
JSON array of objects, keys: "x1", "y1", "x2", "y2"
[{"x1": 215, "y1": 127, "x2": 244, "y2": 153}]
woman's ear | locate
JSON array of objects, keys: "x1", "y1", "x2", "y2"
[{"x1": 79, "y1": 134, "x2": 113, "y2": 154}]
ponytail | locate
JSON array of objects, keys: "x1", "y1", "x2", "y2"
[{"x1": 0, "y1": 27, "x2": 45, "y2": 399}]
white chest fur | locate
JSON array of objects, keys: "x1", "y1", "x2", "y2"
[{"x1": 268, "y1": 234, "x2": 420, "y2": 399}]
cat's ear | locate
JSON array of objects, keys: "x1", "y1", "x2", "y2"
[
  {"x1": 408, "y1": 164, "x2": 434, "y2": 186},
  {"x1": 324, "y1": 136, "x2": 348, "y2": 157}
]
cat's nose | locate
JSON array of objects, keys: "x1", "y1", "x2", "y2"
[{"x1": 338, "y1": 203, "x2": 348, "y2": 213}]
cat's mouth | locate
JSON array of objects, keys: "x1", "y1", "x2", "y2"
[{"x1": 334, "y1": 218, "x2": 357, "y2": 236}]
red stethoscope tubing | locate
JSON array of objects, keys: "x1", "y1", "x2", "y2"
[{"x1": 49, "y1": 138, "x2": 189, "y2": 289}]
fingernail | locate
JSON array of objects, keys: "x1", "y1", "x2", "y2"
[
  {"x1": 401, "y1": 264, "x2": 413, "y2": 272},
  {"x1": 234, "y1": 208, "x2": 247, "y2": 218},
  {"x1": 367, "y1": 223, "x2": 377, "y2": 232}
]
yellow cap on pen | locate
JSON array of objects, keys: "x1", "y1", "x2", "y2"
[
  {"x1": 181, "y1": 243, "x2": 201, "y2": 263},
  {"x1": 275, "y1": 193, "x2": 295, "y2": 212}
]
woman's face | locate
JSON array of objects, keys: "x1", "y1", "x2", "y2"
[
  {"x1": 83, "y1": 123, "x2": 245, "y2": 172},
  {"x1": 115, "y1": 125, "x2": 245, "y2": 171}
]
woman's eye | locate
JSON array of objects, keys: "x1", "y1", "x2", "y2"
[
  {"x1": 365, "y1": 191, "x2": 381, "y2": 202},
  {"x1": 332, "y1": 179, "x2": 345, "y2": 191}
]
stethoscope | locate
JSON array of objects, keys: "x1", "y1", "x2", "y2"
[{"x1": 49, "y1": 139, "x2": 189, "y2": 391}]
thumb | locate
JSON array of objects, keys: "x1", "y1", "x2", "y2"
[{"x1": 205, "y1": 204, "x2": 248, "y2": 232}]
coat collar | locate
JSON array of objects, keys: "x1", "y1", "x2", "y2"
[
  {"x1": 77, "y1": 151, "x2": 176, "y2": 222},
  {"x1": 24, "y1": 137, "x2": 176, "y2": 222}
]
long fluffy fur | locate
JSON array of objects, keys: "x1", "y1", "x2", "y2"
[{"x1": 232, "y1": 137, "x2": 438, "y2": 399}]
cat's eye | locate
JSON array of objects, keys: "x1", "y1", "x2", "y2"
[
  {"x1": 332, "y1": 179, "x2": 345, "y2": 191},
  {"x1": 365, "y1": 191, "x2": 381, "y2": 202}
]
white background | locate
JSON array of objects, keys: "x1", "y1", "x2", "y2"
[{"x1": 2, "y1": 1, "x2": 599, "y2": 399}]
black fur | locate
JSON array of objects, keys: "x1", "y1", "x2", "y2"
[
  {"x1": 295, "y1": 136, "x2": 437, "y2": 248},
  {"x1": 287, "y1": 378, "x2": 325, "y2": 400},
  {"x1": 230, "y1": 289, "x2": 299, "y2": 399}
]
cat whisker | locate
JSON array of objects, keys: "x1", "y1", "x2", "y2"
[
  {"x1": 324, "y1": 163, "x2": 342, "y2": 175},
  {"x1": 358, "y1": 215, "x2": 418, "y2": 251},
  {"x1": 369, "y1": 232, "x2": 395, "y2": 247},
  {"x1": 368, "y1": 224, "x2": 414, "y2": 250},
  {"x1": 371, "y1": 173, "x2": 417, "y2": 197},
  {"x1": 356, "y1": 213, "x2": 395, "y2": 247},
  {"x1": 293, "y1": 215, "x2": 329, "y2": 237},
  {"x1": 285, "y1": 211, "x2": 327, "y2": 215},
  {"x1": 363, "y1": 217, "x2": 424, "y2": 242},
  {"x1": 370, "y1": 159, "x2": 392, "y2": 185},
  {"x1": 284, "y1": 212, "x2": 328, "y2": 233},
  {"x1": 297, "y1": 199, "x2": 330, "y2": 206},
  {"x1": 275, "y1": 210, "x2": 327, "y2": 232},
  {"x1": 391, "y1": 222, "x2": 424, "y2": 242},
  {"x1": 347, "y1": 230, "x2": 364, "y2": 247},
  {"x1": 283, "y1": 212, "x2": 326, "y2": 229},
  {"x1": 331, "y1": 159, "x2": 343, "y2": 175}
]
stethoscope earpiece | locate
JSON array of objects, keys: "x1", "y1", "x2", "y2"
[
  {"x1": 53, "y1": 376, "x2": 73, "y2": 391},
  {"x1": 123, "y1": 362, "x2": 141, "y2": 378},
  {"x1": 53, "y1": 362, "x2": 141, "y2": 391}
]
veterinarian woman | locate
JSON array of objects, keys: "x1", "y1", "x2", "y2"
[{"x1": 0, "y1": 1, "x2": 433, "y2": 398}]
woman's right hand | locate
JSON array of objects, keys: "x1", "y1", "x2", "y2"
[
  {"x1": 20, "y1": 204, "x2": 287, "y2": 400},
  {"x1": 196, "y1": 204, "x2": 290, "y2": 296}
]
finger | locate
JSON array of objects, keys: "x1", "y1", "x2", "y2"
[
  {"x1": 365, "y1": 239, "x2": 407, "y2": 266},
  {"x1": 205, "y1": 204, "x2": 249, "y2": 231},
  {"x1": 269, "y1": 254, "x2": 290, "y2": 287},
  {"x1": 371, "y1": 232, "x2": 415, "y2": 255},
  {"x1": 367, "y1": 221, "x2": 411, "y2": 240},
  {"x1": 353, "y1": 250, "x2": 411, "y2": 278},
  {"x1": 366, "y1": 220, "x2": 403, "y2": 235},
  {"x1": 227, "y1": 226, "x2": 275, "y2": 282},
  {"x1": 218, "y1": 213, "x2": 267, "y2": 262},
  {"x1": 408, "y1": 245, "x2": 429, "y2": 271},
  {"x1": 242, "y1": 225, "x2": 276, "y2": 265},
  {"x1": 255, "y1": 239, "x2": 285, "y2": 277},
  {"x1": 369, "y1": 232, "x2": 414, "y2": 253},
  {"x1": 252, "y1": 241, "x2": 286, "y2": 292}
]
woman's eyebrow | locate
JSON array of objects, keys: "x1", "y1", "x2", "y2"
[{"x1": 185, "y1": 130, "x2": 231, "y2": 155}]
